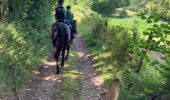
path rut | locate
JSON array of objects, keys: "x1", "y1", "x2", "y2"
[{"x1": 73, "y1": 35, "x2": 105, "y2": 100}]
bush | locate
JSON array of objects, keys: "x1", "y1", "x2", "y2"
[
  {"x1": 90, "y1": 0, "x2": 130, "y2": 16},
  {"x1": 130, "y1": 0, "x2": 170, "y2": 21},
  {"x1": 0, "y1": 22, "x2": 51, "y2": 98},
  {"x1": 0, "y1": 0, "x2": 55, "y2": 98},
  {"x1": 79, "y1": 11, "x2": 170, "y2": 99},
  {"x1": 119, "y1": 9, "x2": 128, "y2": 18}
]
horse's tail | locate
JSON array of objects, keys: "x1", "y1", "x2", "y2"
[{"x1": 56, "y1": 27, "x2": 65, "y2": 51}]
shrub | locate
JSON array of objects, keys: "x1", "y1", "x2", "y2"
[{"x1": 90, "y1": 0, "x2": 130, "y2": 16}]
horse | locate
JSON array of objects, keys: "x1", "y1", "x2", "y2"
[{"x1": 51, "y1": 21, "x2": 71, "y2": 74}]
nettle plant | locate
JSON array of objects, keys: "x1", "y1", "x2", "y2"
[{"x1": 130, "y1": 13, "x2": 170, "y2": 73}]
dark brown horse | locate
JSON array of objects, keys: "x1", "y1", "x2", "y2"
[{"x1": 51, "y1": 22, "x2": 71, "y2": 74}]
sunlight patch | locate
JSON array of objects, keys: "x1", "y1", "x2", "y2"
[
  {"x1": 44, "y1": 74, "x2": 61, "y2": 81},
  {"x1": 92, "y1": 76, "x2": 104, "y2": 86},
  {"x1": 76, "y1": 51, "x2": 85, "y2": 57},
  {"x1": 43, "y1": 60, "x2": 56, "y2": 66},
  {"x1": 32, "y1": 71, "x2": 40, "y2": 75}
]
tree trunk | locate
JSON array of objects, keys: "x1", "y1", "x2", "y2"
[
  {"x1": 136, "y1": 35, "x2": 152, "y2": 73},
  {"x1": 136, "y1": 50, "x2": 146, "y2": 73}
]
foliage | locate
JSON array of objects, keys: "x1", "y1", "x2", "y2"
[
  {"x1": 79, "y1": 10, "x2": 170, "y2": 99},
  {"x1": 0, "y1": 22, "x2": 51, "y2": 98},
  {"x1": 90, "y1": 0, "x2": 130, "y2": 16},
  {"x1": 7, "y1": 0, "x2": 55, "y2": 28},
  {"x1": 0, "y1": 0, "x2": 56, "y2": 98},
  {"x1": 119, "y1": 9, "x2": 128, "y2": 18},
  {"x1": 132, "y1": 14, "x2": 170, "y2": 72},
  {"x1": 130, "y1": 0, "x2": 170, "y2": 21}
]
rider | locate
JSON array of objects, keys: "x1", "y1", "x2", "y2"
[
  {"x1": 53, "y1": 0, "x2": 75, "y2": 39},
  {"x1": 66, "y1": 5, "x2": 74, "y2": 20},
  {"x1": 66, "y1": 5, "x2": 78, "y2": 35}
]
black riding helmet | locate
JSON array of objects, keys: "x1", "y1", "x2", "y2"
[
  {"x1": 55, "y1": 7, "x2": 66, "y2": 20},
  {"x1": 58, "y1": 0, "x2": 64, "y2": 4},
  {"x1": 55, "y1": 0, "x2": 65, "y2": 20}
]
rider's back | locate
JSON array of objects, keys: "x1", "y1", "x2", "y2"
[{"x1": 55, "y1": 5, "x2": 66, "y2": 21}]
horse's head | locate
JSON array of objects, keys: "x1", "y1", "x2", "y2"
[
  {"x1": 72, "y1": 20, "x2": 77, "y2": 26},
  {"x1": 68, "y1": 19, "x2": 77, "y2": 27}
]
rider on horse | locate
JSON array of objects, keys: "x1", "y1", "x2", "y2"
[
  {"x1": 52, "y1": 0, "x2": 76, "y2": 40},
  {"x1": 66, "y1": 5, "x2": 74, "y2": 20},
  {"x1": 52, "y1": 0, "x2": 75, "y2": 74},
  {"x1": 66, "y1": 5, "x2": 78, "y2": 35}
]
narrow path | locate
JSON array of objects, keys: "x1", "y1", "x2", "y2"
[
  {"x1": 17, "y1": 59, "x2": 63, "y2": 100},
  {"x1": 73, "y1": 35, "x2": 105, "y2": 100},
  {"x1": 5, "y1": 34, "x2": 105, "y2": 100},
  {"x1": 5, "y1": 55, "x2": 63, "y2": 100}
]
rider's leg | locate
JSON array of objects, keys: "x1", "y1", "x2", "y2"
[
  {"x1": 64, "y1": 21, "x2": 75, "y2": 39},
  {"x1": 72, "y1": 19, "x2": 78, "y2": 35}
]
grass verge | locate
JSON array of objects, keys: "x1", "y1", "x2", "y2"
[{"x1": 60, "y1": 50, "x2": 81, "y2": 100}]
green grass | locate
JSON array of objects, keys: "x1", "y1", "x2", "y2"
[
  {"x1": 60, "y1": 50, "x2": 81, "y2": 99},
  {"x1": 108, "y1": 16, "x2": 149, "y2": 33}
]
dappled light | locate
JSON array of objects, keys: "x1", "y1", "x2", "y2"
[
  {"x1": 1, "y1": 0, "x2": 170, "y2": 100},
  {"x1": 92, "y1": 76, "x2": 104, "y2": 86},
  {"x1": 44, "y1": 74, "x2": 61, "y2": 81},
  {"x1": 32, "y1": 71, "x2": 41, "y2": 75},
  {"x1": 43, "y1": 60, "x2": 56, "y2": 67},
  {"x1": 76, "y1": 51, "x2": 85, "y2": 58}
]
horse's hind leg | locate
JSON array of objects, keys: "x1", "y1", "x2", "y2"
[
  {"x1": 54, "y1": 49, "x2": 61, "y2": 74},
  {"x1": 65, "y1": 44, "x2": 70, "y2": 60},
  {"x1": 61, "y1": 50, "x2": 66, "y2": 67}
]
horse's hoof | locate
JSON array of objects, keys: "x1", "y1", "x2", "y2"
[
  {"x1": 61, "y1": 63, "x2": 64, "y2": 67},
  {"x1": 61, "y1": 64, "x2": 64, "y2": 67},
  {"x1": 56, "y1": 70, "x2": 60, "y2": 74}
]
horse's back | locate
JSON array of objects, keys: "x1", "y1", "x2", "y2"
[
  {"x1": 57, "y1": 22, "x2": 71, "y2": 41},
  {"x1": 52, "y1": 22, "x2": 71, "y2": 50}
]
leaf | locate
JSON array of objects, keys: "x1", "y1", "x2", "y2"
[
  {"x1": 166, "y1": 41, "x2": 170, "y2": 45},
  {"x1": 143, "y1": 31, "x2": 149, "y2": 35},
  {"x1": 153, "y1": 17, "x2": 159, "y2": 22},
  {"x1": 141, "y1": 15, "x2": 147, "y2": 19},
  {"x1": 147, "y1": 19, "x2": 152, "y2": 23},
  {"x1": 153, "y1": 24, "x2": 158, "y2": 28},
  {"x1": 148, "y1": 15, "x2": 154, "y2": 19},
  {"x1": 163, "y1": 30, "x2": 170, "y2": 35},
  {"x1": 160, "y1": 23, "x2": 169, "y2": 29}
]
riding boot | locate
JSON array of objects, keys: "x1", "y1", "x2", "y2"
[
  {"x1": 70, "y1": 27, "x2": 75, "y2": 39},
  {"x1": 62, "y1": 20, "x2": 75, "y2": 39}
]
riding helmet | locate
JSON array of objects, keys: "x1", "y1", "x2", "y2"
[{"x1": 58, "y1": 0, "x2": 64, "y2": 4}]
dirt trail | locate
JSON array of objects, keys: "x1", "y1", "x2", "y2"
[
  {"x1": 5, "y1": 34, "x2": 105, "y2": 100},
  {"x1": 5, "y1": 56, "x2": 63, "y2": 100},
  {"x1": 73, "y1": 35, "x2": 105, "y2": 100}
]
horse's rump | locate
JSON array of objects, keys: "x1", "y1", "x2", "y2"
[{"x1": 51, "y1": 21, "x2": 71, "y2": 50}]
